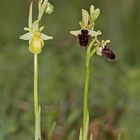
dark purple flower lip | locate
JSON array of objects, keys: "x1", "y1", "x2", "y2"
[
  {"x1": 78, "y1": 29, "x2": 90, "y2": 47},
  {"x1": 101, "y1": 46, "x2": 115, "y2": 60}
]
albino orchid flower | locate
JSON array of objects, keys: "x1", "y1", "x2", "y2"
[
  {"x1": 19, "y1": 1, "x2": 54, "y2": 140},
  {"x1": 20, "y1": 1, "x2": 54, "y2": 54}
]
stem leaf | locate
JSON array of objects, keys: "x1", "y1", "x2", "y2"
[
  {"x1": 35, "y1": 105, "x2": 41, "y2": 140},
  {"x1": 79, "y1": 128, "x2": 83, "y2": 140}
]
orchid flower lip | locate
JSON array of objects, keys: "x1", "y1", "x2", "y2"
[
  {"x1": 70, "y1": 28, "x2": 102, "y2": 48},
  {"x1": 78, "y1": 29, "x2": 90, "y2": 47},
  {"x1": 101, "y1": 46, "x2": 116, "y2": 60}
]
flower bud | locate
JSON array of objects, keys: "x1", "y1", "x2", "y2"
[{"x1": 45, "y1": 2, "x2": 54, "y2": 14}]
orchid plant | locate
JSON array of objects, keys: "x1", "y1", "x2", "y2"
[
  {"x1": 70, "y1": 5, "x2": 115, "y2": 140},
  {"x1": 20, "y1": 0, "x2": 54, "y2": 140}
]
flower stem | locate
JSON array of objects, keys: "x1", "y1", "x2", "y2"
[
  {"x1": 82, "y1": 39, "x2": 96, "y2": 140},
  {"x1": 83, "y1": 51, "x2": 90, "y2": 140},
  {"x1": 34, "y1": 54, "x2": 41, "y2": 140}
]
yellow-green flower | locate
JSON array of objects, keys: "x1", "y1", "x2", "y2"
[
  {"x1": 20, "y1": 1, "x2": 54, "y2": 54},
  {"x1": 20, "y1": 25, "x2": 53, "y2": 54}
]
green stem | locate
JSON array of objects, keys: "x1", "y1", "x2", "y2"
[
  {"x1": 34, "y1": 54, "x2": 39, "y2": 118},
  {"x1": 34, "y1": 54, "x2": 41, "y2": 140},
  {"x1": 82, "y1": 39, "x2": 96, "y2": 140},
  {"x1": 83, "y1": 52, "x2": 90, "y2": 140}
]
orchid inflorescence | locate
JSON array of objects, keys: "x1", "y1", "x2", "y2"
[
  {"x1": 20, "y1": 0, "x2": 54, "y2": 54},
  {"x1": 70, "y1": 5, "x2": 116, "y2": 140},
  {"x1": 70, "y1": 5, "x2": 115, "y2": 61},
  {"x1": 19, "y1": 1, "x2": 54, "y2": 140}
]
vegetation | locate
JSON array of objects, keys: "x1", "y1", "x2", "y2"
[{"x1": 0, "y1": 0, "x2": 140, "y2": 140}]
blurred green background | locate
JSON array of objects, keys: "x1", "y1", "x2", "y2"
[{"x1": 0, "y1": 0, "x2": 140, "y2": 140}]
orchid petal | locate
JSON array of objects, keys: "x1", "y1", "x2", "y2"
[
  {"x1": 39, "y1": 26, "x2": 44, "y2": 32},
  {"x1": 70, "y1": 30, "x2": 81, "y2": 36},
  {"x1": 41, "y1": 33, "x2": 53, "y2": 40},
  {"x1": 101, "y1": 40, "x2": 111, "y2": 46},
  {"x1": 24, "y1": 27, "x2": 30, "y2": 31},
  {"x1": 20, "y1": 32, "x2": 33, "y2": 40},
  {"x1": 89, "y1": 30, "x2": 102, "y2": 37}
]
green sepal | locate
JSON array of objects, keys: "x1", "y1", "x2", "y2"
[
  {"x1": 90, "y1": 5, "x2": 95, "y2": 15},
  {"x1": 38, "y1": 0, "x2": 48, "y2": 21},
  {"x1": 90, "y1": 8, "x2": 100, "y2": 24},
  {"x1": 28, "y1": 2, "x2": 33, "y2": 28},
  {"x1": 82, "y1": 9, "x2": 89, "y2": 26}
]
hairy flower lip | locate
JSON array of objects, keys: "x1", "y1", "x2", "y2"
[
  {"x1": 78, "y1": 29, "x2": 90, "y2": 47},
  {"x1": 101, "y1": 46, "x2": 115, "y2": 60}
]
